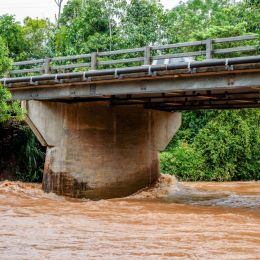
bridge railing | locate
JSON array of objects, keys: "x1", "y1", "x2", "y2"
[{"x1": 8, "y1": 34, "x2": 259, "y2": 78}]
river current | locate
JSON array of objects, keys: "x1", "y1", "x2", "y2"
[{"x1": 0, "y1": 175, "x2": 259, "y2": 259}]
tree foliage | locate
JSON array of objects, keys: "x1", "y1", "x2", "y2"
[
  {"x1": 119, "y1": 0, "x2": 166, "y2": 47},
  {"x1": 54, "y1": 0, "x2": 166, "y2": 54},
  {"x1": 165, "y1": 0, "x2": 260, "y2": 43},
  {"x1": 22, "y1": 17, "x2": 52, "y2": 59},
  {"x1": 161, "y1": 110, "x2": 260, "y2": 181},
  {"x1": 0, "y1": 15, "x2": 51, "y2": 60},
  {"x1": 14, "y1": 125, "x2": 45, "y2": 182},
  {"x1": 0, "y1": 36, "x2": 11, "y2": 76},
  {"x1": 0, "y1": 15, "x2": 26, "y2": 60},
  {"x1": 0, "y1": 36, "x2": 22, "y2": 123},
  {"x1": 56, "y1": 0, "x2": 112, "y2": 54},
  {"x1": 0, "y1": 16, "x2": 44, "y2": 182}
]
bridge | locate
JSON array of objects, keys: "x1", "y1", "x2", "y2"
[{"x1": 1, "y1": 35, "x2": 260, "y2": 199}]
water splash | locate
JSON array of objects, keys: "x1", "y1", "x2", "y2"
[
  {"x1": 129, "y1": 175, "x2": 260, "y2": 208},
  {"x1": 0, "y1": 181, "x2": 63, "y2": 200}
]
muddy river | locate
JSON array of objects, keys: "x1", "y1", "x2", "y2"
[{"x1": 0, "y1": 175, "x2": 259, "y2": 259}]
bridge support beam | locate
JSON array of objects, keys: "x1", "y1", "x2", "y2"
[{"x1": 23, "y1": 101, "x2": 181, "y2": 199}]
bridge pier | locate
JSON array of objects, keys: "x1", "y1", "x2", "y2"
[{"x1": 23, "y1": 101, "x2": 181, "y2": 199}]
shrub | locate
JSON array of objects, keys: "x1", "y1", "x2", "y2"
[
  {"x1": 160, "y1": 142, "x2": 205, "y2": 181},
  {"x1": 14, "y1": 125, "x2": 45, "y2": 182},
  {"x1": 161, "y1": 109, "x2": 260, "y2": 181}
]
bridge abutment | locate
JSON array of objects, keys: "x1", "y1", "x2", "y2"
[{"x1": 23, "y1": 101, "x2": 181, "y2": 199}]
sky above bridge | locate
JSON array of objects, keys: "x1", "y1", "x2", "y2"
[{"x1": 0, "y1": 0, "x2": 181, "y2": 23}]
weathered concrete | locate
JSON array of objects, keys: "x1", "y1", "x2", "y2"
[
  {"x1": 11, "y1": 71, "x2": 260, "y2": 103},
  {"x1": 23, "y1": 101, "x2": 181, "y2": 199}
]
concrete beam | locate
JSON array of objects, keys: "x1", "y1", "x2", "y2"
[{"x1": 10, "y1": 72, "x2": 260, "y2": 101}]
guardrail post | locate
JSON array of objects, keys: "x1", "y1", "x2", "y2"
[
  {"x1": 144, "y1": 46, "x2": 151, "y2": 65},
  {"x1": 91, "y1": 52, "x2": 97, "y2": 70},
  {"x1": 206, "y1": 39, "x2": 213, "y2": 59},
  {"x1": 44, "y1": 58, "x2": 51, "y2": 74}
]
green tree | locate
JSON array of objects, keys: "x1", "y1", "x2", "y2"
[
  {"x1": 56, "y1": 0, "x2": 113, "y2": 55},
  {"x1": 160, "y1": 142, "x2": 205, "y2": 181},
  {"x1": 161, "y1": 109, "x2": 260, "y2": 181},
  {"x1": 0, "y1": 37, "x2": 22, "y2": 123},
  {"x1": 55, "y1": 0, "x2": 166, "y2": 54},
  {"x1": 120, "y1": 0, "x2": 166, "y2": 48},
  {"x1": 165, "y1": 0, "x2": 259, "y2": 43},
  {"x1": 0, "y1": 15, "x2": 26, "y2": 60},
  {"x1": 22, "y1": 17, "x2": 53, "y2": 59},
  {"x1": 0, "y1": 18, "x2": 43, "y2": 182},
  {"x1": 14, "y1": 125, "x2": 45, "y2": 182},
  {"x1": 0, "y1": 37, "x2": 11, "y2": 76},
  {"x1": 193, "y1": 110, "x2": 260, "y2": 180}
]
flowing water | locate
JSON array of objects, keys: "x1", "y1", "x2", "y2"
[{"x1": 0, "y1": 175, "x2": 259, "y2": 259}]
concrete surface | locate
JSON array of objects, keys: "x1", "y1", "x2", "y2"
[{"x1": 24, "y1": 101, "x2": 181, "y2": 199}]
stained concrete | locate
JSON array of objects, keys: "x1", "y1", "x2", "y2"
[{"x1": 23, "y1": 101, "x2": 181, "y2": 199}]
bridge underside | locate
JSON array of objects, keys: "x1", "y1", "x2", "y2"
[{"x1": 9, "y1": 63, "x2": 260, "y2": 111}]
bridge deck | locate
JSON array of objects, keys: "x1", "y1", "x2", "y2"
[
  {"x1": 1, "y1": 35, "x2": 259, "y2": 110},
  {"x1": 5, "y1": 62, "x2": 260, "y2": 111}
]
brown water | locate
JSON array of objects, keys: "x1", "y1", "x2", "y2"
[{"x1": 0, "y1": 175, "x2": 259, "y2": 259}]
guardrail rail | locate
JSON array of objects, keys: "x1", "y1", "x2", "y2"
[{"x1": 7, "y1": 34, "x2": 259, "y2": 78}]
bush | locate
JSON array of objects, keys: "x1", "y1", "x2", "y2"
[
  {"x1": 14, "y1": 125, "x2": 45, "y2": 182},
  {"x1": 161, "y1": 109, "x2": 260, "y2": 181},
  {"x1": 193, "y1": 110, "x2": 260, "y2": 181},
  {"x1": 160, "y1": 142, "x2": 205, "y2": 181},
  {"x1": 0, "y1": 121, "x2": 45, "y2": 182}
]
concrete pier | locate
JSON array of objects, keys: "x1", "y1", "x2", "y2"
[{"x1": 23, "y1": 101, "x2": 181, "y2": 199}]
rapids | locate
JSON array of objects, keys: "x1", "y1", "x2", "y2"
[{"x1": 0, "y1": 175, "x2": 259, "y2": 259}]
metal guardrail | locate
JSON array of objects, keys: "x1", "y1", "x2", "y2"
[{"x1": 7, "y1": 35, "x2": 259, "y2": 77}]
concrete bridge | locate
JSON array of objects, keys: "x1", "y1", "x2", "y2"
[{"x1": 1, "y1": 35, "x2": 260, "y2": 199}]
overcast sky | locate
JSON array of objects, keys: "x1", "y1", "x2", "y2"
[{"x1": 0, "y1": 0, "x2": 181, "y2": 23}]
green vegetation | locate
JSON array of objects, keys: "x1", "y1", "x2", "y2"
[
  {"x1": 0, "y1": 0, "x2": 259, "y2": 182},
  {"x1": 13, "y1": 125, "x2": 45, "y2": 182},
  {"x1": 0, "y1": 35, "x2": 23, "y2": 123},
  {"x1": 0, "y1": 15, "x2": 46, "y2": 182},
  {"x1": 161, "y1": 110, "x2": 260, "y2": 181},
  {"x1": 0, "y1": 122, "x2": 45, "y2": 182}
]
